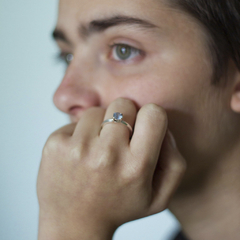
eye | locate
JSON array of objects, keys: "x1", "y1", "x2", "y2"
[
  {"x1": 56, "y1": 52, "x2": 74, "y2": 65},
  {"x1": 109, "y1": 43, "x2": 143, "y2": 62}
]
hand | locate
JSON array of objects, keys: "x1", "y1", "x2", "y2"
[{"x1": 37, "y1": 98, "x2": 186, "y2": 240}]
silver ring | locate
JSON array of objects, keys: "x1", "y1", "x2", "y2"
[{"x1": 101, "y1": 112, "x2": 133, "y2": 134}]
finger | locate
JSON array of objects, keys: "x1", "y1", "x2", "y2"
[
  {"x1": 130, "y1": 104, "x2": 168, "y2": 168},
  {"x1": 148, "y1": 130, "x2": 186, "y2": 214},
  {"x1": 72, "y1": 107, "x2": 105, "y2": 141},
  {"x1": 44, "y1": 123, "x2": 77, "y2": 151},
  {"x1": 100, "y1": 98, "x2": 137, "y2": 144},
  {"x1": 51, "y1": 123, "x2": 77, "y2": 138}
]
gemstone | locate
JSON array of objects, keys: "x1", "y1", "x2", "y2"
[{"x1": 113, "y1": 112, "x2": 123, "y2": 121}]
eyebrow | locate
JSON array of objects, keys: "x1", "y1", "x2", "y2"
[
  {"x1": 80, "y1": 15, "x2": 158, "y2": 38},
  {"x1": 52, "y1": 15, "x2": 158, "y2": 44}
]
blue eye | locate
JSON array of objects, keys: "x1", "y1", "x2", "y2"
[{"x1": 110, "y1": 44, "x2": 142, "y2": 61}]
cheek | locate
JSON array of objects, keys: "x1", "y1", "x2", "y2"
[
  {"x1": 121, "y1": 67, "x2": 209, "y2": 114},
  {"x1": 117, "y1": 60, "x2": 217, "y2": 143},
  {"x1": 122, "y1": 73, "x2": 226, "y2": 173},
  {"x1": 119, "y1": 45, "x2": 213, "y2": 113}
]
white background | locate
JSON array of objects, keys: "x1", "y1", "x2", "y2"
[{"x1": 0, "y1": 1, "x2": 180, "y2": 239}]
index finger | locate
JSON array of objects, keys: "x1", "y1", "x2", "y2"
[{"x1": 51, "y1": 123, "x2": 77, "y2": 138}]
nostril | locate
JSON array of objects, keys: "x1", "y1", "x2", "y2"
[{"x1": 69, "y1": 106, "x2": 83, "y2": 116}]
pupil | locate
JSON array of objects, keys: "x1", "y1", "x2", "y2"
[
  {"x1": 121, "y1": 48, "x2": 126, "y2": 54},
  {"x1": 117, "y1": 45, "x2": 131, "y2": 60}
]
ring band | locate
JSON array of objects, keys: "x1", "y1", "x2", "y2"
[{"x1": 101, "y1": 112, "x2": 133, "y2": 134}]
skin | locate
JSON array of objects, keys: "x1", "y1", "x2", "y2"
[{"x1": 37, "y1": 0, "x2": 240, "y2": 239}]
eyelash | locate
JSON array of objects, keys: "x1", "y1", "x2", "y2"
[{"x1": 56, "y1": 43, "x2": 143, "y2": 65}]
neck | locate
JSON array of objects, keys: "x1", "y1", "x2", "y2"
[{"x1": 169, "y1": 144, "x2": 240, "y2": 240}]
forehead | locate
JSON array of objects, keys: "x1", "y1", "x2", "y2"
[
  {"x1": 56, "y1": 0, "x2": 207, "y2": 56},
  {"x1": 59, "y1": 0, "x2": 162, "y2": 15},
  {"x1": 57, "y1": 0, "x2": 179, "y2": 28}
]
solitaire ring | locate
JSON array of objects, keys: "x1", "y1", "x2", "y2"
[{"x1": 101, "y1": 112, "x2": 133, "y2": 134}]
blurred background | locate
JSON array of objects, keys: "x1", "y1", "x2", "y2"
[{"x1": 0, "y1": 0, "x2": 180, "y2": 239}]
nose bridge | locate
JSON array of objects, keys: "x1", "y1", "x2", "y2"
[
  {"x1": 64, "y1": 46, "x2": 94, "y2": 85},
  {"x1": 61, "y1": 55, "x2": 92, "y2": 86},
  {"x1": 53, "y1": 56, "x2": 100, "y2": 114}
]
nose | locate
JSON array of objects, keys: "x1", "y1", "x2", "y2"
[{"x1": 53, "y1": 63, "x2": 100, "y2": 122}]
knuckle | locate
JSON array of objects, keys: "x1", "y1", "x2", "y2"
[
  {"x1": 123, "y1": 167, "x2": 139, "y2": 182},
  {"x1": 42, "y1": 133, "x2": 67, "y2": 155},
  {"x1": 69, "y1": 139, "x2": 96, "y2": 163},
  {"x1": 102, "y1": 140, "x2": 118, "y2": 154},
  {"x1": 98, "y1": 150, "x2": 115, "y2": 168},
  {"x1": 114, "y1": 97, "x2": 135, "y2": 108},
  {"x1": 87, "y1": 143, "x2": 118, "y2": 170},
  {"x1": 121, "y1": 162, "x2": 146, "y2": 185},
  {"x1": 143, "y1": 104, "x2": 168, "y2": 123},
  {"x1": 120, "y1": 172, "x2": 138, "y2": 186},
  {"x1": 170, "y1": 155, "x2": 187, "y2": 174},
  {"x1": 69, "y1": 144, "x2": 86, "y2": 162},
  {"x1": 128, "y1": 155, "x2": 151, "y2": 177}
]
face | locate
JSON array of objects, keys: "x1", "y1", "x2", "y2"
[{"x1": 53, "y1": 0, "x2": 235, "y2": 188}]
